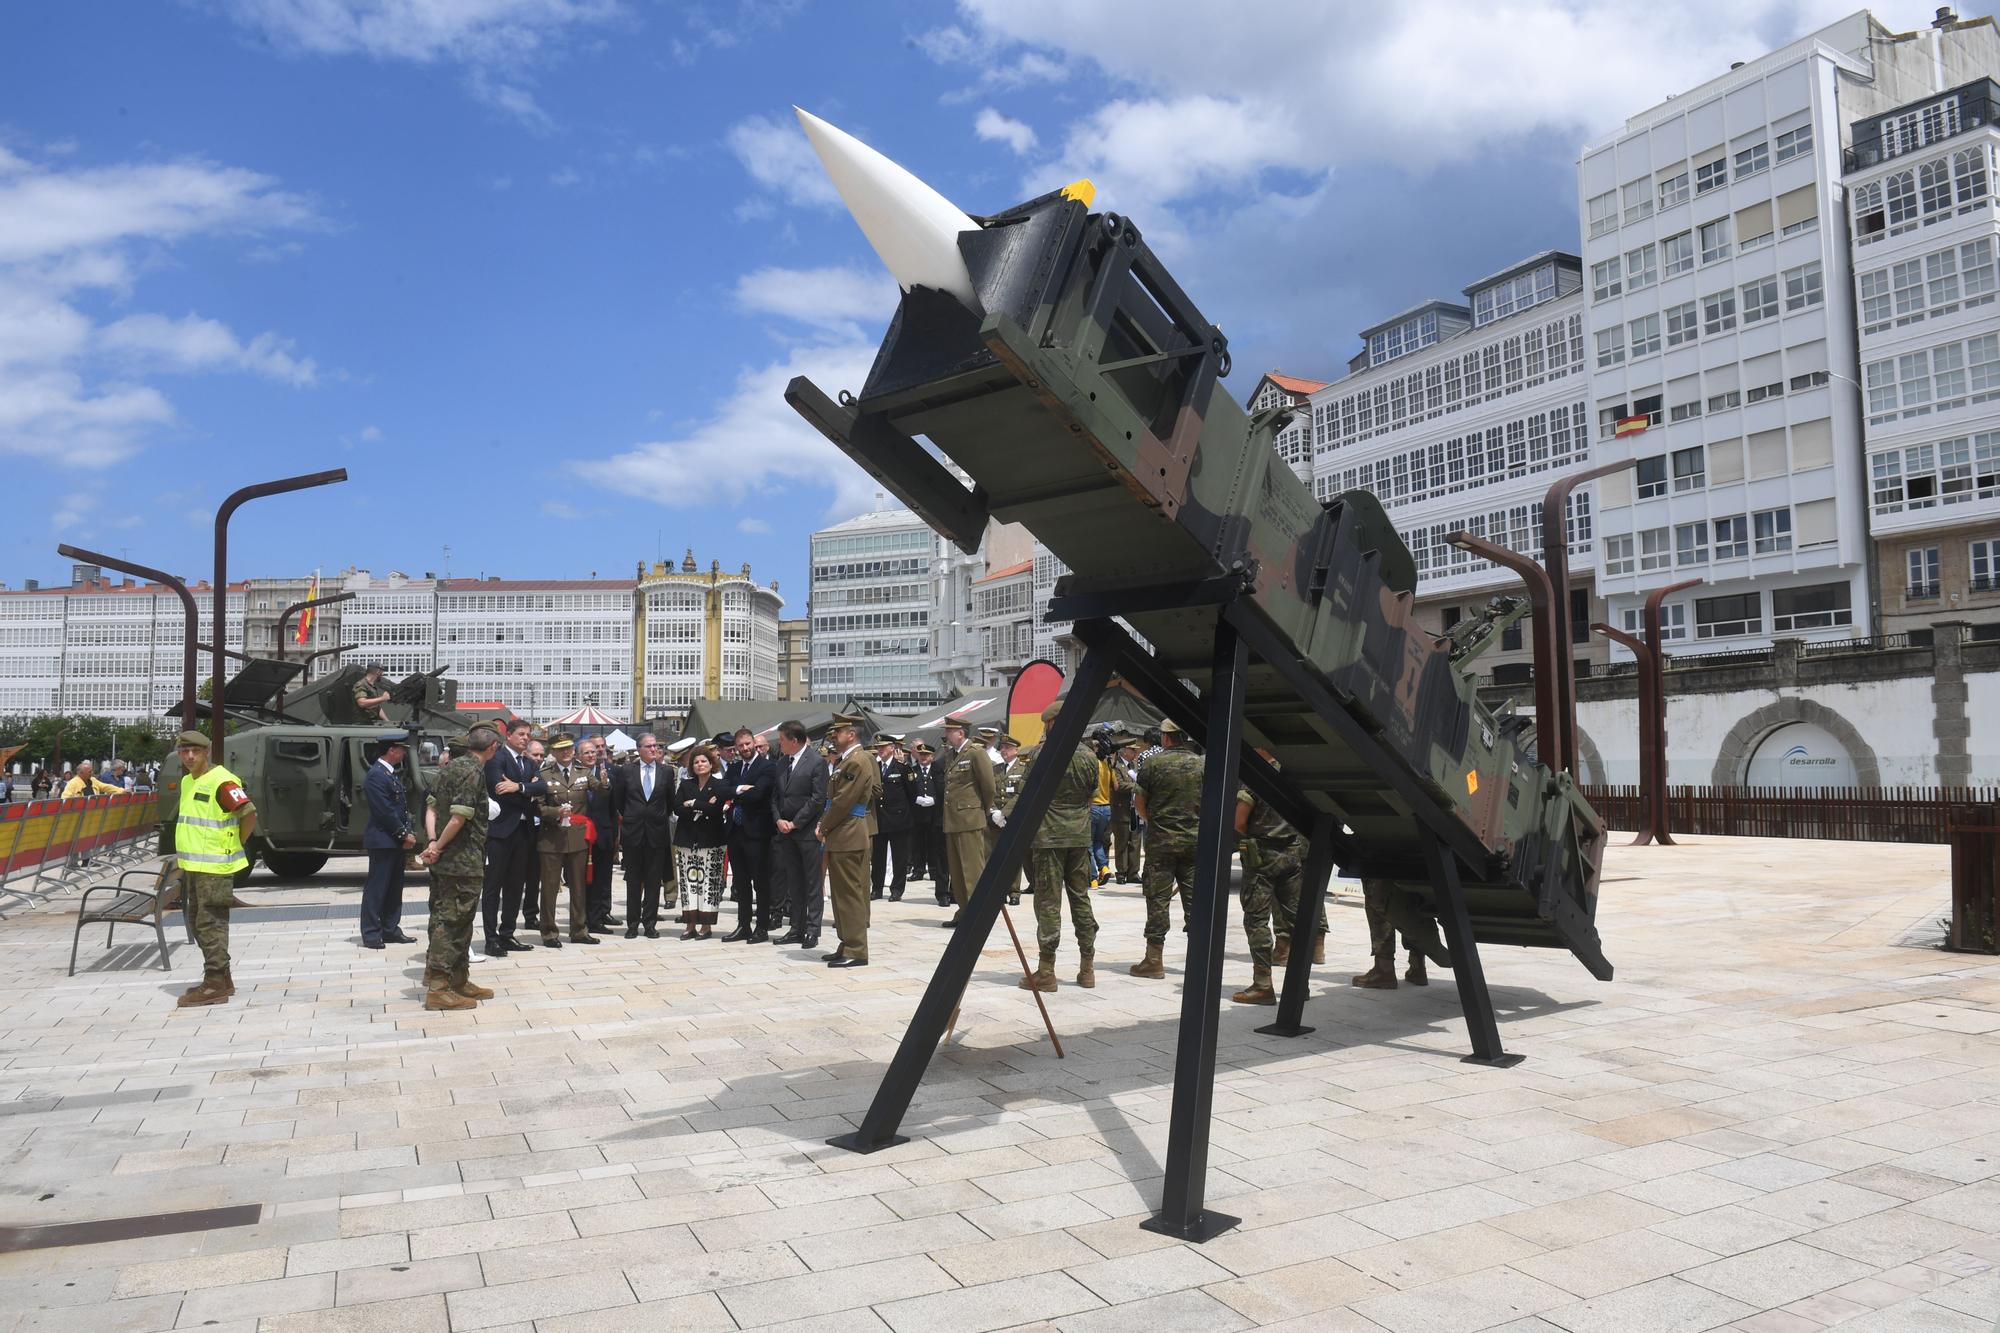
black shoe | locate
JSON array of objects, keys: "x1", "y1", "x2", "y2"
[
  {"x1": 386, "y1": 929, "x2": 417, "y2": 944},
  {"x1": 869, "y1": 890, "x2": 883, "y2": 900},
  {"x1": 748, "y1": 931, "x2": 769, "y2": 944},
  {"x1": 820, "y1": 949, "x2": 844, "y2": 961},
  {"x1": 935, "y1": 896, "x2": 951, "y2": 908},
  {"x1": 826, "y1": 955, "x2": 867, "y2": 968},
  {"x1": 720, "y1": 926, "x2": 750, "y2": 942},
  {"x1": 681, "y1": 926, "x2": 697, "y2": 940},
  {"x1": 941, "y1": 915, "x2": 960, "y2": 928},
  {"x1": 483, "y1": 938, "x2": 504, "y2": 956},
  {"x1": 645, "y1": 927, "x2": 660, "y2": 938},
  {"x1": 773, "y1": 932, "x2": 803, "y2": 945},
  {"x1": 801, "y1": 934, "x2": 820, "y2": 950},
  {"x1": 542, "y1": 937, "x2": 563, "y2": 949},
  {"x1": 889, "y1": 891, "x2": 903, "y2": 901},
  {"x1": 603, "y1": 914, "x2": 622, "y2": 926},
  {"x1": 362, "y1": 939, "x2": 385, "y2": 950},
  {"x1": 571, "y1": 934, "x2": 600, "y2": 945},
  {"x1": 522, "y1": 918, "x2": 540, "y2": 933},
  {"x1": 624, "y1": 927, "x2": 639, "y2": 939},
  {"x1": 501, "y1": 935, "x2": 533, "y2": 952},
  {"x1": 1007, "y1": 894, "x2": 1020, "y2": 906}
]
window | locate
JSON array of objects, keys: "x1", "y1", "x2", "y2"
[
  {"x1": 1595, "y1": 328, "x2": 1625, "y2": 368},
  {"x1": 1740, "y1": 275, "x2": 1779, "y2": 325},
  {"x1": 1858, "y1": 267, "x2": 1893, "y2": 328},
  {"x1": 1604, "y1": 535, "x2": 1634, "y2": 575},
  {"x1": 1636, "y1": 455, "x2": 1667, "y2": 498},
  {"x1": 1888, "y1": 169, "x2": 1918, "y2": 227},
  {"x1": 1733, "y1": 141, "x2": 1769, "y2": 179},
  {"x1": 1907, "y1": 547, "x2": 1941, "y2": 599},
  {"x1": 1774, "y1": 123, "x2": 1813, "y2": 163},
  {"x1": 1964, "y1": 237, "x2": 1997, "y2": 299},
  {"x1": 1695, "y1": 591, "x2": 1761, "y2": 638},
  {"x1": 1620, "y1": 603, "x2": 1687, "y2": 641},
  {"x1": 1675, "y1": 521, "x2": 1708, "y2": 565},
  {"x1": 1772, "y1": 583, "x2": 1850, "y2": 632},
  {"x1": 1791, "y1": 370, "x2": 1830, "y2": 391},
  {"x1": 1670, "y1": 397, "x2": 1702, "y2": 423},
  {"x1": 1625, "y1": 243, "x2": 1657, "y2": 291},
  {"x1": 1664, "y1": 300, "x2": 1699, "y2": 347},
  {"x1": 1703, "y1": 289, "x2": 1737, "y2": 334},
  {"x1": 1922, "y1": 158, "x2": 1953, "y2": 217},
  {"x1": 1973, "y1": 538, "x2": 2000, "y2": 592},
  {"x1": 1710, "y1": 515, "x2": 1746, "y2": 560},
  {"x1": 1955, "y1": 146, "x2": 1989, "y2": 207},
  {"x1": 1708, "y1": 388, "x2": 1741, "y2": 412},
  {"x1": 1854, "y1": 180, "x2": 1886, "y2": 239},
  {"x1": 1745, "y1": 378, "x2": 1784, "y2": 404},
  {"x1": 1629, "y1": 314, "x2": 1661, "y2": 358},
  {"x1": 1588, "y1": 190, "x2": 1618, "y2": 237},
  {"x1": 1591, "y1": 257, "x2": 1622, "y2": 301},
  {"x1": 1695, "y1": 156, "x2": 1728, "y2": 195},
  {"x1": 1699, "y1": 217, "x2": 1732, "y2": 263},
  {"x1": 1754, "y1": 507, "x2": 1792, "y2": 554},
  {"x1": 1662, "y1": 231, "x2": 1694, "y2": 276},
  {"x1": 1658, "y1": 169, "x2": 1690, "y2": 210},
  {"x1": 1622, "y1": 178, "x2": 1653, "y2": 225},
  {"x1": 1670, "y1": 445, "x2": 1705, "y2": 492},
  {"x1": 1639, "y1": 527, "x2": 1671, "y2": 571}
]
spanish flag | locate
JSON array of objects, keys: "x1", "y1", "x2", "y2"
[
  {"x1": 295, "y1": 571, "x2": 319, "y2": 646},
  {"x1": 1615, "y1": 415, "x2": 1650, "y2": 439}
]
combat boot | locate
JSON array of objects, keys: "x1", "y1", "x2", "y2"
[
  {"x1": 424, "y1": 973, "x2": 475, "y2": 1011},
  {"x1": 1017, "y1": 951, "x2": 1057, "y2": 993},
  {"x1": 1272, "y1": 935, "x2": 1290, "y2": 966},
  {"x1": 1129, "y1": 941, "x2": 1165, "y2": 979},
  {"x1": 1076, "y1": 951, "x2": 1096, "y2": 988},
  {"x1": 452, "y1": 973, "x2": 495, "y2": 1000},
  {"x1": 1351, "y1": 961, "x2": 1396, "y2": 989},
  {"x1": 176, "y1": 972, "x2": 232, "y2": 1007},
  {"x1": 1404, "y1": 957, "x2": 1428, "y2": 987},
  {"x1": 1231, "y1": 966, "x2": 1277, "y2": 1005}
]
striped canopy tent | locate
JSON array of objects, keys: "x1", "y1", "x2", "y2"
[{"x1": 547, "y1": 704, "x2": 621, "y2": 735}]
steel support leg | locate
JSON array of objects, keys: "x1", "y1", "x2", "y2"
[
  {"x1": 1142, "y1": 620, "x2": 1248, "y2": 1243},
  {"x1": 1257, "y1": 817, "x2": 1336, "y2": 1038},
  {"x1": 1420, "y1": 837, "x2": 1523, "y2": 1068},
  {"x1": 828, "y1": 641, "x2": 1116, "y2": 1155}
]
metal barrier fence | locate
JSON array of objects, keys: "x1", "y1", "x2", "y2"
[
  {"x1": 1580, "y1": 785, "x2": 2000, "y2": 844},
  {"x1": 0, "y1": 792, "x2": 161, "y2": 912}
]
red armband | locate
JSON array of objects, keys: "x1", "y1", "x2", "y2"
[{"x1": 215, "y1": 780, "x2": 251, "y2": 812}]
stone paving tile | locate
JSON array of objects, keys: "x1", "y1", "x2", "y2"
[{"x1": 0, "y1": 841, "x2": 1992, "y2": 1333}]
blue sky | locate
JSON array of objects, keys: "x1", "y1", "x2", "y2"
[{"x1": 0, "y1": 0, "x2": 1968, "y2": 601}]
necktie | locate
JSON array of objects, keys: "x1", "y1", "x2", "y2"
[{"x1": 642, "y1": 764, "x2": 653, "y2": 800}]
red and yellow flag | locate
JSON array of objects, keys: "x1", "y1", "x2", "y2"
[{"x1": 295, "y1": 572, "x2": 319, "y2": 646}]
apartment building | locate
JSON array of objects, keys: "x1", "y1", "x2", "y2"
[
  {"x1": 777, "y1": 618, "x2": 811, "y2": 701},
  {"x1": 1579, "y1": 9, "x2": 2000, "y2": 655},
  {"x1": 633, "y1": 555, "x2": 784, "y2": 716},
  {"x1": 808, "y1": 507, "x2": 940, "y2": 710},
  {"x1": 1848, "y1": 75, "x2": 2000, "y2": 637}
]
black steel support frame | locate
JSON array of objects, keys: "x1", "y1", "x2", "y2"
[{"x1": 829, "y1": 594, "x2": 1524, "y2": 1242}]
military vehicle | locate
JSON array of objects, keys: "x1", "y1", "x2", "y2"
[
  {"x1": 784, "y1": 114, "x2": 1613, "y2": 1236},
  {"x1": 156, "y1": 659, "x2": 464, "y2": 884}
]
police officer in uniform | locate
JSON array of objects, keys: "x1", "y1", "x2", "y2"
[
  {"x1": 536, "y1": 735, "x2": 605, "y2": 946},
  {"x1": 816, "y1": 714, "x2": 878, "y2": 967},
  {"x1": 938, "y1": 713, "x2": 999, "y2": 928},
  {"x1": 1019, "y1": 704, "x2": 1101, "y2": 992},
  {"x1": 1131, "y1": 718, "x2": 1202, "y2": 979},
  {"x1": 170, "y1": 730, "x2": 257, "y2": 1008},
  {"x1": 418, "y1": 726, "x2": 501, "y2": 1011}
]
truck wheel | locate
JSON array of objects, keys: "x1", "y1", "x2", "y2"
[
  {"x1": 262, "y1": 852, "x2": 328, "y2": 880},
  {"x1": 232, "y1": 849, "x2": 259, "y2": 889}
]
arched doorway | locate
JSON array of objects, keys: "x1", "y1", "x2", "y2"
[{"x1": 1745, "y1": 720, "x2": 1859, "y2": 787}]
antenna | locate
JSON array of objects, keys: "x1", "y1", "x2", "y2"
[{"x1": 442, "y1": 545, "x2": 452, "y2": 580}]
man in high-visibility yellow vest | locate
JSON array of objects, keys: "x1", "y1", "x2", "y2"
[{"x1": 171, "y1": 729, "x2": 256, "y2": 1008}]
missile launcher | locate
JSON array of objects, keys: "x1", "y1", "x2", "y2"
[{"x1": 786, "y1": 128, "x2": 1610, "y2": 983}]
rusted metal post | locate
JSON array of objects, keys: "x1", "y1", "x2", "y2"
[
  {"x1": 1593, "y1": 622, "x2": 1661, "y2": 845},
  {"x1": 275, "y1": 590, "x2": 355, "y2": 662},
  {"x1": 1541, "y1": 459, "x2": 1638, "y2": 775},
  {"x1": 1449, "y1": 531, "x2": 1565, "y2": 775},
  {"x1": 1640, "y1": 579, "x2": 1701, "y2": 845},
  {"x1": 213, "y1": 471, "x2": 347, "y2": 758},
  {"x1": 58, "y1": 546, "x2": 200, "y2": 732}
]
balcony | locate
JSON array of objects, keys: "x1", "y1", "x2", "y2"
[{"x1": 1845, "y1": 87, "x2": 2000, "y2": 171}]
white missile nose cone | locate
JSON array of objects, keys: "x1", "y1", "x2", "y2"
[{"x1": 794, "y1": 106, "x2": 982, "y2": 313}]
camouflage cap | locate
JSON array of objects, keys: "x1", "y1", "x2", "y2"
[{"x1": 174, "y1": 729, "x2": 211, "y2": 749}]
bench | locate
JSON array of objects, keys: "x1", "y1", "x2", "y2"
[{"x1": 69, "y1": 866, "x2": 183, "y2": 976}]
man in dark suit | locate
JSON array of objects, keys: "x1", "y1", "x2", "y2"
[
  {"x1": 915, "y1": 743, "x2": 952, "y2": 906},
  {"x1": 481, "y1": 719, "x2": 545, "y2": 955},
  {"x1": 770, "y1": 718, "x2": 828, "y2": 948},
  {"x1": 359, "y1": 733, "x2": 418, "y2": 950},
  {"x1": 722, "y1": 727, "x2": 776, "y2": 941},
  {"x1": 870, "y1": 734, "x2": 915, "y2": 901},
  {"x1": 615, "y1": 732, "x2": 676, "y2": 937},
  {"x1": 580, "y1": 738, "x2": 621, "y2": 933}
]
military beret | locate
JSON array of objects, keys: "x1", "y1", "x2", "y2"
[
  {"x1": 1040, "y1": 701, "x2": 1066, "y2": 723},
  {"x1": 174, "y1": 730, "x2": 211, "y2": 749}
]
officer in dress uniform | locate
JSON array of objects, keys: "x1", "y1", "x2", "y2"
[
  {"x1": 816, "y1": 713, "x2": 878, "y2": 967},
  {"x1": 869, "y1": 734, "x2": 914, "y2": 901},
  {"x1": 536, "y1": 735, "x2": 605, "y2": 946},
  {"x1": 993, "y1": 733, "x2": 1026, "y2": 906},
  {"x1": 170, "y1": 730, "x2": 257, "y2": 1008},
  {"x1": 938, "y1": 714, "x2": 999, "y2": 928},
  {"x1": 912, "y1": 741, "x2": 950, "y2": 903}
]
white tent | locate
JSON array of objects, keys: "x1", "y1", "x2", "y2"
[
  {"x1": 602, "y1": 727, "x2": 636, "y2": 754},
  {"x1": 549, "y1": 704, "x2": 621, "y2": 731}
]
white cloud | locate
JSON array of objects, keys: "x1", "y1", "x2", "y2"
[
  {"x1": 737, "y1": 516, "x2": 771, "y2": 535},
  {"x1": 974, "y1": 108, "x2": 1036, "y2": 155},
  {"x1": 51, "y1": 490, "x2": 96, "y2": 530},
  {"x1": 0, "y1": 149, "x2": 317, "y2": 466},
  {"x1": 733, "y1": 264, "x2": 894, "y2": 334},
  {"x1": 725, "y1": 114, "x2": 840, "y2": 210},
  {"x1": 575, "y1": 339, "x2": 884, "y2": 519},
  {"x1": 100, "y1": 313, "x2": 319, "y2": 386},
  {"x1": 217, "y1": 0, "x2": 620, "y2": 130},
  {"x1": 359, "y1": 424, "x2": 382, "y2": 440}
]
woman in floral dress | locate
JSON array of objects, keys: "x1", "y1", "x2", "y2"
[{"x1": 674, "y1": 746, "x2": 729, "y2": 938}]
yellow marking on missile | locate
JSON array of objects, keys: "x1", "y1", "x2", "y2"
[
  {"x1": 1466, "y1": 770, "x2": 1479, "y2": 795},
  {"x1": 1060, "y1": 178, "x2": 1096, "y2": 206}
]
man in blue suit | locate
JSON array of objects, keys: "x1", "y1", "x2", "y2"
[
  {"x1": 360, "y1": 733, "x2": 419, "y2": 950},
  {"x1": 480, "y1": 718, "x2": 545, "y2": 956}
]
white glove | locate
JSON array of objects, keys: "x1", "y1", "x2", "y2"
[
  {"x1": 487, "y1": 798, "x2": 501, "y2": 820},
  {"x1": 915, "y1": 795, "x2": 935, "y2": 807},
  {"x1": 989, "y1": 809, "x2": 1006, "y2": 828}
]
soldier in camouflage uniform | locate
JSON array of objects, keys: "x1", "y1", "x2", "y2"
[
  {"x1": 352, "y1": 662, "x2": 393, "y2": 723},
  {"x1": 418, "y1": 725, "x2": 501, "y2": 1011},
  {"x1": 1353, "y1": 880, "x2": 1433, "y2": 989},
  {"x1": 1131, "y1": 718, "x2": 1202, "y2": 979},
  {"x1": 1231, "y1": 751, "x2": 1313, "y2": 1004},
  {"x1": 1018, "y1": 704, "x2": 1101, "y2": 991}
]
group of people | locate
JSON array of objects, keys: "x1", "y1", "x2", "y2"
[
  {"x1": 163, "y1": 700, "x2": 1437, "y2": 1014},
  {"x1": 2, "y1": 758, "x2": 150, "y2": 803}
]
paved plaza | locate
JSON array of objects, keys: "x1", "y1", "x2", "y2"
[{"x1": 0, "y1": 837, "x2": 1996, "y2": 1332}]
